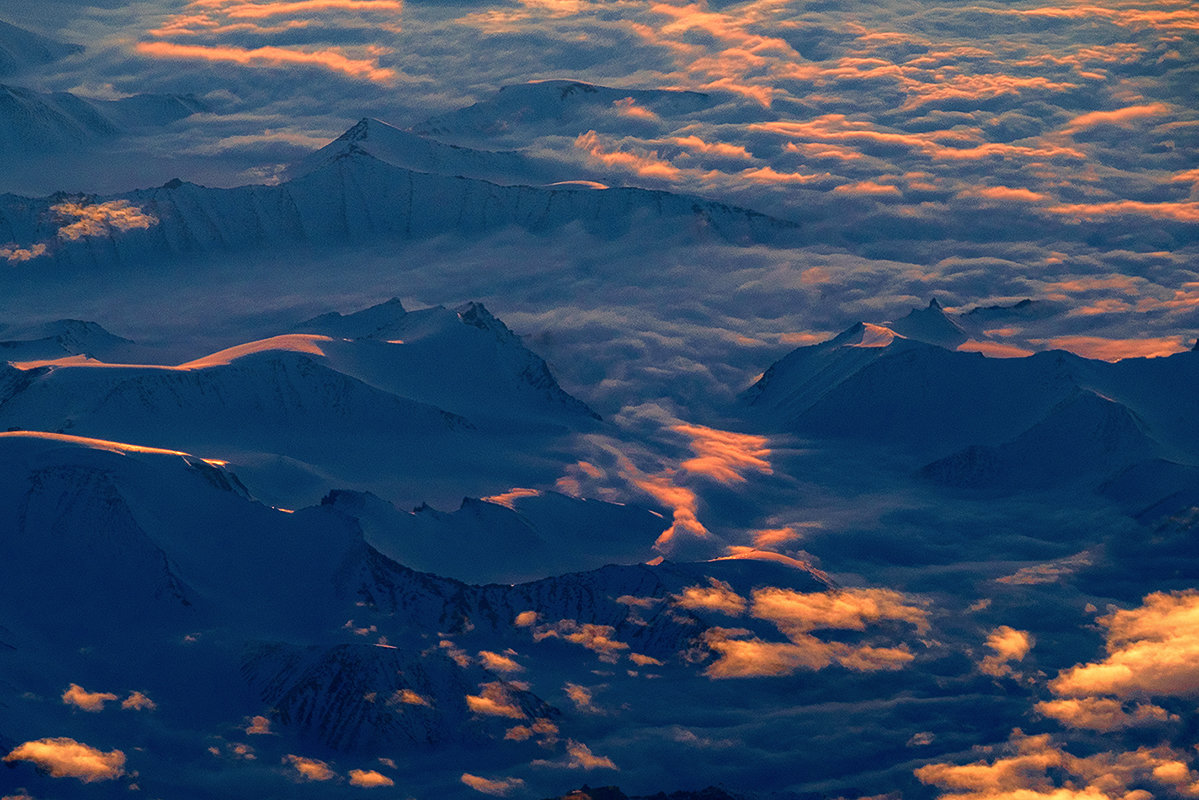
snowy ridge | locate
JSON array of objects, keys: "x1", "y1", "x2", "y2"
[
  {"x1": 414, "y1": 80, "x2": 711, "y2": 145},
  {"x1": 0, "y1": 20, "x2": 81, "y2": 76},
  {"x1": 283, "y1": 117, "x2": 561, "y2": 186},
  {"x1": 0, "y1": 130, "x2": 796, "y2": 271},
  {"x1": 293, "y1": 298, "x2": 600, "y2": 423},
  {"x1": 0, "y1": 318, "x2": 135, "y2": 361},
  {"x1": 743, "y1": 302, "x2": 1199, "y2": 462}
]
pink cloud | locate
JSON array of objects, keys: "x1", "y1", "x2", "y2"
[
  {"x1": 574, "y1": 130, "x2": 682, "y2": 180},
  {"x1": 671, "y1": 422, "x2": 772, "y2": 484},
  {"x1": 956, "y1": 340, "x2": 1036, "y2": 358},
  {"x1": 958, "y1": 186, "x2": 1048, "y2": 203}
]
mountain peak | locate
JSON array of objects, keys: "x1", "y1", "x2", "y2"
[{"x1": 928, "y1": 297, "x2": 942, "y2": 310}]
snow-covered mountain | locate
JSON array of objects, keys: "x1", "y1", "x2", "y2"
[
  {"x1": 0, "y1": 303, "x2": 608, "y2": 507},
  {"x1": 283, "y1": 117, "x2": 564, "y2": 187},
  {"x1": 414, "y1": 80, "x2": 712, "y2": 146},
  {"x1": 742, "y1": 301, "x2": 1199, "y2": 463},
  {"x1": 0, "y1": 318, "x2": 135, "y2": 362},
  {"x1": 0, "y1": 83, "x2": 207, "y2": 153},
  {"x1": 0, "y1": 137, "x2": 796, "y2": 271},
  {"x1": 323, "y1": 488, "x2": 667, "y2": 584},
  {"x1": 0, "y1": 19, "x2": 80, "y2": 76}
]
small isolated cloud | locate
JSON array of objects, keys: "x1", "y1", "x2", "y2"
[
  {"x1": 564, "y1": 740, "x2": 617, "y2": 770},
  {"x1": 514, "y1": 611, "x2": 538, "y2": 627},
  {"x1": 0, "y1": 243, "x2": 47, "y2": 263},
  {"x1": 348, "y1": 769, "x2": 395, "y2": 788},
  {"x1": 504, "y1": 718, "x2": 559, "y2": 742},
  {"x1": 465, "y1": 682, "x2": 525, "y2": 719},
  {"x1": 246, "y1": 715, "x2": 273, "y2": 734},
  {"x1": 479, "y1": 650, "x2": 524, "y2": 673},
  {"x1": 284, "y1": 754, "x2": 336, "y2": 781},
  {"x1": 978, "y1": 626, "x2": 1034, "y2": 678},
  {"x1": 460, "y1": 773, "x2": 525, "y2": 796},
  {"x1": 121, "y1": 691, "x2": 156, "y2": 711},
  {"x1": 672, "y1": 578, "x2": 748, "y2": 615},
  {"x1": 390, "y1": 689, "x2": 430, "y2": 707},
  {"x1": 61, "y1": 684, "x2": 118, "y2": 713},
  {"x1": 1049, "y1": 590, "x2": 1199, "y2": 699},
  {"x1": 3, "y1": 738, "x2": 125, "y2": 782},
  {"x1": 564, "y1": 682, "x2": 598, "y2": 712},
  {"x1": 1035, "y1": 697, "x2": 1176, "y2": 732},
  {"x1": 52, "y1": 200, "x2": 159, "y2": 241},
  {"x1": 1063, "y1": 102, "x2": 1171, "y2": 133}
]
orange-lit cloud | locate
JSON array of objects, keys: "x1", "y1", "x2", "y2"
[
  {"x1": 956, "y1": 340, "x2": 1036, "y2": 358},
  {"x1": 978, "y1": 626, "x2": 1033, "y2": 678},
  {"x1": 3, "y1": 738, "x2": 126, "y2": 782},
  {"x1": 135, "y1": 41, "x2": 396, "y2": 83},
  {"x1": 1045, "y1": 200, "x2": 1199, "y2": 223},
  {"x1": 348, "y1": 768, "x2": 395, "y2": 787},
  {"x1": 1049, "y1": 590, "x2": 1199, "y2": 699},
  {"x1": 461, "y1": 773, "x2": 525, "y2": 796},
  {"x1": 1028, "y1": 335, "x2": 1189, "y2": 361},
  {"x1": 121, "y1": 691, "x2": 156, "y2": 711},
  {"x1": 246, "y1": 715, "x2": 273, "y2": 734},
  {"x1": 390, "y1": 688, "x2": 430, "y2": 707},
  {"x1": 751, "y1": 587, "x2": 929, "y2": 636},
  {"x1": 1035, "y1": 697, "x2": 1175, "y2": 732},
  {"x1": 613, "y1": 96, "x2": 660, "y2": 122},
  {"x1": 563, "y1": 740, "x2": 618, "y2": 770},
  {"x1": 478, "y1": 650, "x2": 524, "y2": 673},
  {"x1": 530, "y1": 619, "x2": 629, "y2": 661},
  {"x1": 504, "y1": 718, "x2": 559, "y2": 743},
  {"x1": 564, "y1": 682, "x2": 597, "y2": 712},
  {"x1": 833, "y1": 180, "x2": 902, "y2": 197},
  {"x1": 215, "y1": 0, "x2": 403, "y2": 19},
  {"x1": 465, "y1": 682, "x2": 525, "y2": 718},
  {"x1": 672, "y1": 578, "x2": 748, "y2": 615},
  {"x1": 574, "y1": 130, "x2": 682, "y2": 180},
  {"x1": 915, "y1": 730, "x2": 1199, "y2": 800},
  {"x1": 52, "y1": 199, "x2": 158, "y2": 241},
  {"x1": 671, "y1": 422, "x2": 771, "y2": 484},
  {"x1": 1064, "y1": 102, "x2": 1171, "y2": 132},
  {"x1": 61, "y1": 684, "x2": 118, "y2": 712},
  {"x1": 284, "y1": 754, "x2": 335, "y2": 781},
  {"x1": 958, "y1": 186, "x2": 1048, "y2": 203},
  {"x1": 670, "y1": 135, "x2": 752, "y2": 159},
  {"x1": 0, "y1": 242, "x2": 47, "y2": 263},
  {"x1": 703, "y1": 628, "x2": 915, "y2": 677}
]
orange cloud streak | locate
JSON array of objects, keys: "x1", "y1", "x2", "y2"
[{"x1": 135, "y1": 41, "x2": 396, "y2": 82}]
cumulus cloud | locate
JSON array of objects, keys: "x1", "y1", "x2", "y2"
[
  {"x1": 245, "y1": 715, "x2": 273, "y2": 734},
  {"x1": 348, "y1": 768, "x2": 395, "y2": 787},
  {"x1": 121, "y1": 691, "x2": 156, "y2": 711},
  {"x1": 284, "y1": 754, "x2": 336, "y2": 781},
  {"x1": 465, "y1": 682, "x2": 526, "y2": 718},
  {"x1": 0, "y1": 243, "x2": 47, "y2": 263},
  {"x1": 479, "y1": 650, "x2": 524, "y2": 673},
  {"x1": 750, "y1": 587, "x2": 930, "y2": 637},
  {"x1": 460, "y1": 773, "x2": 525, "y2": 796},
  {"x1": 3, "y1": 738, "x2": 126, "y2": 782},
  {"x1": 61, "y1": 684, "x2": 118, "y2": 712},
  {"x1": 978, "y1": 626, "x2": 1034, "y2": 678},
  {"x1": 1049, "y1": 590, "x2": 1199, "y2": 698},
  {"x1": 530, "y1": 618, "x2": 630, "y2": 662},
  {"x1": 1034, "y1": 697, "x2": 1176, "y2": 732},
  {"x1": 672, "y1": 578, "x2": 748, "y2": 615},
  {"x1": 915, "y1": 731, "x2": 1199, "y2": 800}
]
